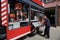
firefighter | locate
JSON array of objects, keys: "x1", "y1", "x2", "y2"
[{"x1": 43, "y1": 15, "x2": 51, "y2": 39}]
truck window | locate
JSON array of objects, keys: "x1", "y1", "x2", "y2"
[
  {"x1": 30, "y1": 8, "x2": 44, "y2": 22},
  {"x1": 8, "y1": 1, "x2": 29, "y2": 30},
  {"x1": 31, "y1": 10, "x2": 38, "y2": 21}
]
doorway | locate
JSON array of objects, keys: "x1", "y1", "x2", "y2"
[{"x1": 45, "y1": 7, "x2": 56, "y2": 27}]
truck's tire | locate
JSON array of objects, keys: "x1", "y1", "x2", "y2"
[
  {"x1": 32, "y1": 28, "x2": 37, "y2": 35},
  {"x1": 29, "y1": 28, "x2": 37, "y2": 37},
  {"x1": 29, "y1": 27, "x2": 37, "y2": 37},
  {"x1": 29, "y1": 23, "x2": 37, "y2": 37}
]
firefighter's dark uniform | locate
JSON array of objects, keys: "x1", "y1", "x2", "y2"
[{"x1": 44, "y1": 18, "x2": 50, "y2": 38}]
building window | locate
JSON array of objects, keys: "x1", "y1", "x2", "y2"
[{"x1": 44, "y1": 0, "x2": 52, "y2": 3}]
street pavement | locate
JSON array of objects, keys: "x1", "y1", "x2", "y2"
[{"x1": 21, "y1": 26, "x2": 60, "y2": 40}]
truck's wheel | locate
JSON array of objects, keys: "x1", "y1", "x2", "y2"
[
  {"x1": 28, "y1": 28, "x2": 37, "y2": 37},
  {"x1": 32, "y1": 29, "x2": 37, "y2": 34}
]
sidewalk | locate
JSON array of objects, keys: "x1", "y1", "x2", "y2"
[
  {"x1": 24, "y1": 26, "x2": 60, "y2": 40},
  {"x1": 51, "y1": 26, "x2": 60, "y2": 31}
]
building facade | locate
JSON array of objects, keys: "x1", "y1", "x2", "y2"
[{"x1": 43, "y1": 0, "x2": 60, "y2": 26}]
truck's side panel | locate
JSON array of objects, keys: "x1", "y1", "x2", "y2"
[
  {"x1": 7, "y1": 26, "x2": 31, "y2": 40},
  {"x1": 0, "y1": 0, "x2": 43, "y2": 40}
]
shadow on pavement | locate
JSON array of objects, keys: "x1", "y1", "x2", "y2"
[
  {"x1": 17, "y1": 32, "x2": 44, "y2": 40},
  {"x1": 17, "y1": 33, "x2": 37, "y2": 40}
]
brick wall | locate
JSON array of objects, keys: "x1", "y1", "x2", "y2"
[
  {"x1": 44, "y1": 0, "x2": 60, "y2": 26},
  {"x1": 44, "y1": 0, "x2": 60, "y2": 8},
  {"x1": 58, "y1": 7, "x2": 60, "y2": 26}
]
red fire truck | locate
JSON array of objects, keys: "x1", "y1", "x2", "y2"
[{"x1": 0, "y1": 0, "x2": 44, "y2": 40}]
